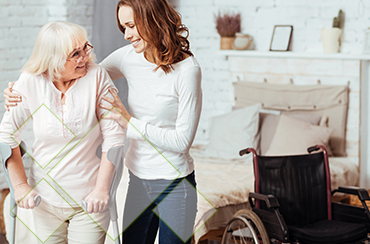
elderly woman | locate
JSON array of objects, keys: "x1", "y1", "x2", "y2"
[{"x1": 0, "y1": 21, "x2": 125, "y2": 243}]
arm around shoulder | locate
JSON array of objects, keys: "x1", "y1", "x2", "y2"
[{"x1": 99, "y1": 47, "x2": 128, "y2": 81}]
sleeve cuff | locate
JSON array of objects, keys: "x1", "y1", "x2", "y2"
[
  {"x1": 101, "y1": 135, "x2": 125, "y2": 152},
  {"x1": 126, "y1": 117, "x2": 146, "y2": 140},
  {"x1": 0, "y1": 137, "x2": 21, "y2": 149}
]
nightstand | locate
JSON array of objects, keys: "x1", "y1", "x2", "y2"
[{"x1": 349, "y1": 189, "x2": 370, "y2": 207}]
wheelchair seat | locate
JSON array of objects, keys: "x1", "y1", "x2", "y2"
[
  {"x1": 289, "y1": 219, "x2": 368, "y2": 244},
  {"x1": 221, "y1": 145, "x2": 370, "y2": 244}
]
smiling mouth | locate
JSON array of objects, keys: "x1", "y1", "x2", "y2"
[
  {"x1": 132, "y1": 40, "x2": 140, "y2": 47},
  {"x1": 76, "y1": 65, "x2": 85, "y2": 69}
]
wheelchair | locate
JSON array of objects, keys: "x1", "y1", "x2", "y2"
[{"x1": 221, "y1": 145, "x2": 370, "y2": 244}]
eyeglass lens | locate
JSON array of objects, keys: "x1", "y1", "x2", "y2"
[{"x1": 70, "y1": 43, "x2": 93, "y2": 62}]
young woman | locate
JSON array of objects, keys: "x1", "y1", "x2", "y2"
[
  {"x1": 4, "y1": 0, "x2": 202, "y2": 243},
  {"x1": 1, "y1": 21, "x2": 125, "y2": 243},
  {"x1": 100, "y1": 1, "x2": 202, "y2": 243}
]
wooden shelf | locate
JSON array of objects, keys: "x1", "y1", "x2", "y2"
[{"x1": 218, "y1": 50, "x2": 370, "y2": 60}]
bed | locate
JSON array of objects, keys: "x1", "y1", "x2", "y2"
[
  {"x1": 191, "y1": 81, "x2": 359, "y2": 243},
  {"x1": 2, "y1": 81, "x2": 360, "y2": 244},
  {"x1": 191, "y1": 151, "x2": 358, "y2": 243}
]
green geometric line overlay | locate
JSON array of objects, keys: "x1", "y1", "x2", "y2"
[
  {"x1": 11, "y1": 104, "x2": 76, "y2": 169},
  {"x1": 11, "y1": 104, "x2": 217, "y2": 243},
  {"x1": 11, "y1": 179, "x2": 76, "y2": 243},
  {"x1": 152, "y1": 178, "x2": 217, "y2": 243}
]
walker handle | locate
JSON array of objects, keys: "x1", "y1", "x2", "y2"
[
  {"x1": 81, "y1": 200, "x2": 87, "y2": 212},
  {"x1": 34, "y1": 195, "x2": 41, "y2": 207}
]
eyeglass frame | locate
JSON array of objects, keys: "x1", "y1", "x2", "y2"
[{"x1": 66, "y1": 43, "x2": 94, "y2": 63}]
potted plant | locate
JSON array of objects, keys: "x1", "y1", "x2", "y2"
[
  {"x1": 215, "y1": 11, "x2": 241, "y2": 50},
  {"x1": 321, "y1": 10, "x2": 344, "y2": 53}
]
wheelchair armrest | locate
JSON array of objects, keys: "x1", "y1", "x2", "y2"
[
  {"x1": 249, "y1": 192, "x2": 280, "y2": 209},
  {"x1": 332, "y1": 186, "x2": 370, "y2": 201},
  {"x1": 249, "y1": 192, "x2": 288, "y2": 241}
]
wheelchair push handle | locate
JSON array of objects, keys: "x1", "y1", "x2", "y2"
[
  {"x1": 307, "y1": 145, "x2": 329, "y2": 154},
  {"x1": 239, "y1": 148, "x2": 250, "y2": 156},
  {"x1": 239, "y1": 148, "x2": 256, "y2": 156},
  {"x1": 307, "y1": 145, "x2": 319, "y2": 153}
]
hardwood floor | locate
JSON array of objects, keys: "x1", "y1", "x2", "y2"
[
  {"x1": 197, "y1": 229, "x2": 223, "y2": 244},
  {"x1": 0, "y1": 233, "x2": 8, "y2": 244},
  {"x1": 0, "y1": 189, "x2": 9, "y2": 244}
]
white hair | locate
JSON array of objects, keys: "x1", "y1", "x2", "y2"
[{"x1": 22, "y1": 21, "x2": 95, "y2": 81}]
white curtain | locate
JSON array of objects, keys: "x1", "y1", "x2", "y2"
[{"x1": 92, "y1": 0, "x2": 128, "y2": 63}]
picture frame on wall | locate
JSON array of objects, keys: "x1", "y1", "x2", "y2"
[{"x1": 270, "y1": 25, "x2": 293, "y2": 51}]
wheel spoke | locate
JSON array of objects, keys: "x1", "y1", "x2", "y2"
[{"x1": 221, "y1": 209, "x2": 270, "y2": 244}]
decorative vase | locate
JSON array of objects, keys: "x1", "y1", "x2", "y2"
[
  {"x1": 321, "y1": 28, "x2": 342, "y2": 53},
  {"x1": 232, "y1": 33, "x2": 253, "y2": 50},
  {"x1": 220, "y1": 37, "x2": 235, "y2": 50}
]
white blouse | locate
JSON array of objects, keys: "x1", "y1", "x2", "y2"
[
  {"x1": 0, "y1": 63, "x2": 125, "y2": 207},
  {"x1": 100, "y1": 45, "x2": 202, "y2": 180}
]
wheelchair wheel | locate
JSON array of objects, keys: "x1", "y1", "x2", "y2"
[{"x1": 221, "y1": 209, "x2": 270, "y2": 244}]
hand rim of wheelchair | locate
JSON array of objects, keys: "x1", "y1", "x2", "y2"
[{"x1": 221, "y1": 208, "x2": 269, "y2": 244}]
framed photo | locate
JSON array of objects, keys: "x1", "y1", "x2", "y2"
[
  {"x1": 363, "y1": 28, "x2": 370, "y2": 53},
  {"x1": 269, "y1": 25, "x2": 293, "y2": 51}
]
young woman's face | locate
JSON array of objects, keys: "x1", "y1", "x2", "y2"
[
  {"x1": 59, "y1": 41, "x2": 89, "y2": 82},
  {"x1": 118, "y1": 5, "x2": 147, "y2": 53}
]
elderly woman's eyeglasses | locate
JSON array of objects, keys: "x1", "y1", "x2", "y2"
[{"x1": 67, "y1": 43, "x2": 93, "y2": 63}]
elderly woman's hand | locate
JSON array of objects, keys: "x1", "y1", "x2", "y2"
[
  {"x1": 4, "y1": 81, "x2": 22, "y2": 111},
  {"x1": 100, "y1": 88, "x2": 132, "y2": 129},
  {"x1": 84, "y1": 187, "x2": 110, "y2": 214},
  {"x1": 14, "y1": 183, "x2": 38, "y2": 209}
]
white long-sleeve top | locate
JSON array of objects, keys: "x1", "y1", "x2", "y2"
[
  {"x1": 0, "y1": 63, "x2": 125, "y2": 207},
  {"x1": 100, "y1": 45, "x2": 202, "y2": 180}
]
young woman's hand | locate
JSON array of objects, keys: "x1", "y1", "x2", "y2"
[
  {"x1": 4, "y1": 81, "x2": 21, "y2": 111},
  {"x1": 100, "y1": 88, "x2": 132, "y2": 129},
  {"x1": 14, "y1": 183, "x2": 38, "y2": 209},
  {"x1": 84, "y1": 187, "x2": 110, "y2": 214}
]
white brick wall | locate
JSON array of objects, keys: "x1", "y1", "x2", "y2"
[
  {"x1": 0, "y1": 1, "x2": 368, "y2": 174},
  {"x1": 66, "y1": 0, "x2": 94, "y2": 41},
  {"x1": 0, "y1": 0, "x2": 93, "y2": 95},
  {"x1": 172, "y1": 0, "x2": 370, "y2": 144}
]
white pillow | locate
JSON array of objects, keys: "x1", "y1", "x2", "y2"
[
  {"x1": 266, "y1": 114, "x2": 334, "y2": 156},
  {"x1": 205, "y1": 103, "x2": 261, "y2": 159}
]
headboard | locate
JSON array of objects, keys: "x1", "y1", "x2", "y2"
[{"x1": 233, "y1": 81, "x2": 349, "y2": 156}]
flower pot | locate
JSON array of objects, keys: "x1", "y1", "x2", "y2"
[
  {"x1": 232, "y1": 33, "x2": 253, "y2": 50},
  {"x1": 220, "y1": 37, "x2": 235, "y2": 50},
  {"x1": 321, "y1": 28, "x2": 342, "y2": 53}
]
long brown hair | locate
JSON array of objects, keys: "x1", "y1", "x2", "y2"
[{"x1": 116, "y1": 0, "x2": 193, "y2": 74}]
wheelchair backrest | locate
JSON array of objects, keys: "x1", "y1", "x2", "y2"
[{"x1": 256, "y1": 152, "x2": 329, "y2": 226}]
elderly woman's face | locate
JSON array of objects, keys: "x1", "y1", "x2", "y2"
[
  {"x1": 58, "y1": 41, "x2": 89, "y2": 82},
  {"x1": 118, "y1": 6, "x2": 148, "y2": 53}
]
